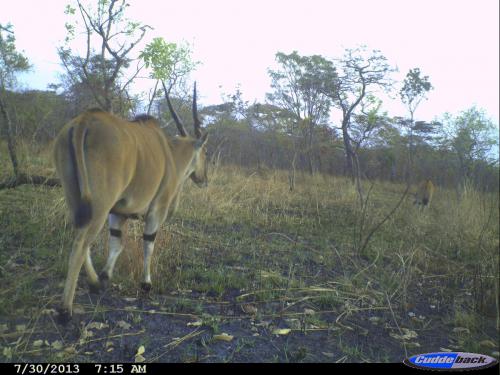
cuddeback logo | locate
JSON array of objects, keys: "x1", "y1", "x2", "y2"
[{"x1": 404, "y1": 352, "x2": 498, "y2": 371}]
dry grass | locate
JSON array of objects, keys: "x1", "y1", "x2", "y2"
[{"x1": 0, "y1": 145, "x2": 498, "y2": 361}]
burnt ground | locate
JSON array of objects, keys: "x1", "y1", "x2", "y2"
[
  {"x1": 0, "y1": 184, "x2": 498, "y2": 363},
  {"x1": 1, "y1": 277, "x2": 484, "y2": 364}
]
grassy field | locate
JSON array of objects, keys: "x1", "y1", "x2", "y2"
[{"x1": 0, "y1": 143, "x2": 498, "y2": 362}]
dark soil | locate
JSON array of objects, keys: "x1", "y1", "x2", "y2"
[{"x1": 1, "y1": 278, "x2": 470, "y2": 363}]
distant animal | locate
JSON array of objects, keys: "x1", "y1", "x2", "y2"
[
  {"x1": 414, "y1": 179, "x2": 435, "y2": 208},
  {"x1": 53, "y1": 84, "x2": 209, "y2": 323}
]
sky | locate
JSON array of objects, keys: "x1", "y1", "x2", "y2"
[{"x1": 1, "y1": 0, "x2": 499, "y2": 125}]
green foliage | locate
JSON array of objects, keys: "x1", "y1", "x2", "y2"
[
  {"x1": 350, "y1": 95, "x2": 388, "y2": 147},
  {"x1": 454, "y1": 107, "x2": 498, "y2": 159},
  {"x1": 400, "y1": 68, "x2": 433, "y2": 117},
  {"x1": 3, "y1": 90, "x2": 69, "y2": 142},
  {"x1": 267, "y1": 51, "x2": 334, "y2": 125},
  {"x1": 267, "y1": 51, "x2": 338, "y2": 174},
  {"x1": 0, "y1": 23, "x2": 31, "y2": 89},
  {"x1": 439, "y1": 107, "x2": 499, "y2": 184},
  {"x1": 141, "y1": 38, "x2": 197, "y2": 81}
]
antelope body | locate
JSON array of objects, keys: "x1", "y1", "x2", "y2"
[
  {"x1": 414, "y1": 179, "x2": 435, "y2": 208},
  {"x1": 53, "y1": 86, "x2": 208, "y2": 322}
]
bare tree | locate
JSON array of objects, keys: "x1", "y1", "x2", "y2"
[
  {"x1": 322, "y1": 47, "x2": 395, "y2": 186},
  {"x1": 58, "y1": 0, "x2": 150, "y2": 113}
]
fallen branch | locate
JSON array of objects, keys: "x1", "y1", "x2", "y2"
[
  {"x1": 357, "y1": 184, "x2": 410, "y2": 255},
  {"x1": 0, "y1": 173, "x2": 61, "y2": 190}
]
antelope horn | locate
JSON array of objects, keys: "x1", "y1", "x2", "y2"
[
  {"x1": 163, "y1": 81, "x2": 187, "y2": 137},
  {"x1": 192, "y1": 82, "x2": 202, "y2": 138}
]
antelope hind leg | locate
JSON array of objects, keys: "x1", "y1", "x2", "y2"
[{"x1": 99, "y1": 213, "x2": 128, "y2": 290}]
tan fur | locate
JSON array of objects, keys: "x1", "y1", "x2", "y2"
[
  {"x1": 53, "y1": 91, "x2": 208, "y2": 322},
  {"x1": 414, "y1": 179, "x2": 435, "y2": 208}
]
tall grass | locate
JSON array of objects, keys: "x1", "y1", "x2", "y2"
[{"x1": 0, "y1": 144, "x2": 498, "y2": 360}]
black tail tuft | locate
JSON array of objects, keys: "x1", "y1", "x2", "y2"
[{"x1": 74, "y1": 198, "x2": 92, "y2": 228}]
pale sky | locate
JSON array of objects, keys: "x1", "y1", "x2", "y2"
[{"x1": 2, "y1": 0, "x2": 499, "y2": 125}]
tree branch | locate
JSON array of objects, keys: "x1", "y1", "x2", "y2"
[{"x1": 0, "y1": 173, "x2": 61, "y2": 190}]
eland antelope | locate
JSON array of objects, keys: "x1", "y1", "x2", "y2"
[
  {"x1": 414, "y1": 179, "x2": 435, "y2": 209},
  {"x1": 53, "y1": 84, "x2": 208, "y2": 323}
]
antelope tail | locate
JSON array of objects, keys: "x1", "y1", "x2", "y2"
[{"x1": 68, "y1": 126, "x2": 92, "y2": 228}]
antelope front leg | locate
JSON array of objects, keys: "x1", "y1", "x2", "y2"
[
  {"x1": 141, "y1": 231, "x2": 156, "y2": 292},
  {"x1": 141, "y1": 208, "x2": 168, "y2": 292}
]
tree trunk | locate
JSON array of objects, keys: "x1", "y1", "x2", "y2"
[
  {"x1": 390, "y1": 162, "x2": 396, "y2": 181},
  {"x1": 307, "y1": 153, "x2": 314, "y2": 175},
  {"x1": 288, "y1": 151, "x2": 297, "y2": 191},
  {"x1": 353, "y1": 152, "x2": 364, "y2": 205},
  {"x1": 406, "y1": 111, "x2": 415, "y2": 184},
  {"x1": 0, "y1": 93, "x2": 19, "y2": 177},
  {"x1": 341, "y1": 121, "x2": 355, "y2": 183},
  {"x1": 147, "y1": 80, "x2": 159, "y2": 115},
  {"x1": 307, "y1": 119, "x2": 314, "y2": 175}
]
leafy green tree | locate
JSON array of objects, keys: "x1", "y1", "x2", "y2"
[
  {"x1": 440, "y1": 107, "x2": 498, "y2": 186},
  {"x1": 399, "y1": 68, "x2": 433, "y2": 181},
  {"x1": 6, "y1": 90, "x2": 70, "y2": 143},
  {"x1": 0, "y1": 23, "x2": 31, "y2": 177},
  {"x1": 350, "y1": 95, "x2": 388, "y2": 150},
  {"x1": 267, "y1": 51, "x2": 334, "y2": 175},
  {"x1": 140, "y1": 37, "x2": 198, "y2": 117},
  {"x1": 249, "y1": 103, "x2": 294, "y2": 133},
  {"x1": 400, "y1": 68, "x2": 433, "y2": 123}
]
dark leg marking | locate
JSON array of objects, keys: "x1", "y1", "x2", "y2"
[
  {"x1": 57, "y1": 307, "x2": 72, "y2": 325},
  {"x1": 110, "y1": 228, "x2": 122, "y2": 238},
  {"x1": 143, "y1": 232, "x2": 157, "y2": 242},
  {"x1": 140, "y1": 282, "x2": 152, "y2": 292},
  {"x1": 88, "y1": 281, "x2": 102, "y2": 294},
  {"x1": 98, "y1": 271, "x2": 110, "y2": 290}
]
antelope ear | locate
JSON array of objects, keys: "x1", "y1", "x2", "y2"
[{"x1": 195, "y1": 132, "x2": 208, "y2": 149}]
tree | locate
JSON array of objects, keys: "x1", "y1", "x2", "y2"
[
  {"x1": 5, "y1": 89, "x2": 70, "y2": 143},
  {"x1": 399, "y1": 68, "x2": 433, "y2": 181},
  {"x1": 140, "y1": 37, "x2": 198, "y2": 115},
  {"x1": 58, "y1": 54, "x2": 128, "y2": 116},
  {"x1": 440, "y1": 107, "x2": 498, "y2": 186},
  {"x1": 0, "y1": 23, "x2": 31, "y2": 177},
  {"x1": 59, "y1": 0, "x2": 150, "y2": 113},
  {"x1": 0, "y1": 24, "x2": 61, "y2": 190},
  {"x1": 321, "y1": 47, "x2": 395, "y2": 184},
  {"x1": 267, "y1": 51, "x2": 334, "y2": 175},
  {"x1": 400, "y1": 68, "x2": 433, "y2": 123},
  {"x1": 350, "y1": 95, "x2": 388, "y2": 151}
]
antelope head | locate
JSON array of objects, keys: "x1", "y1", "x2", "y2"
[{"x1": 164, "y1": 82, "x2": 209, "y2": 188}]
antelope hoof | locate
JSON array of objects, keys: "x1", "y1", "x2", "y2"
[
  {"x1": 140, "y1": 282, "x2": 152, "y2": 293},
  {"x1": 88, "y1": 281, "x2": 102, "y2": 294},
  {"x1": 99, "y1": 272, "x2": 110, "y2": 290},
  {"x1": 57, "y1": 307, "x2": 72, "y2": 325}
]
